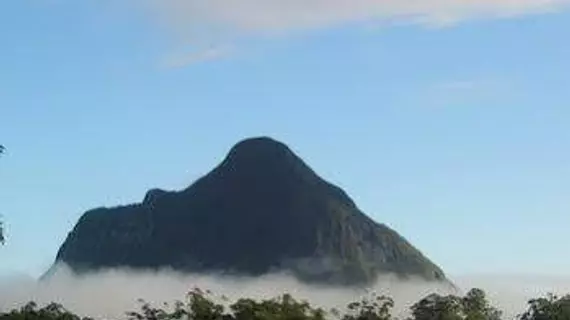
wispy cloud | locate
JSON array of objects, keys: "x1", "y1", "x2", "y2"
[
  {"x1": 435, "y1": 80, "x2": 484, "y2": 91},
  {"x1": 426, "y1": 77, "x2": 514, "y2": 102},
  {"x1": 161, "y1": 45, "x2": 233, "y2": 68},
  {"x1": 145, "y1": 0, "x2": 569, "y2": 36}
]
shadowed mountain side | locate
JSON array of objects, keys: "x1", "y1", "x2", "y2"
[{"x1": 50, "y1": 137, "x2": 450, "y2": 287}]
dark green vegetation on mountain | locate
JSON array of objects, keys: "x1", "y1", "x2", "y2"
[{"x1": 51, "y1": 137, "x2": 448, "y2": 286}]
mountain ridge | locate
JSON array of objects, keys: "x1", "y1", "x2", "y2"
[{"x1": 49, "y1": 136, "x2": 450, "y2": 287}]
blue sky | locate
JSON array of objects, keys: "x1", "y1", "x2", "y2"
[{"x1": 0, "y1": 0, "x2": 569, "y2": 278}]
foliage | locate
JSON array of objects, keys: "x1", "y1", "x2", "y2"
[
  {"x1": 2, "y1": 287, "x2": 570, "y2": 320},
  {"x1": 343, "y1": 292, "x2": 394, "y2": 320},
  {"x1": 461, "y1": 289, "x2": 502, "y2": 320},
  {"x1": 0, "y1": 301, "x2": 93, "y2": 320},
  {"x1": 410, "y1": 293, "x2": 463, "y2": 320},
  {"x1": 519, "y1": 293, "x2": 570, "y2": 320},
  {"x1": 409, "y1": 288, "x2": 502, "y2": 320},
  {"x1": 0, "y1": 219, "x2": 4, "y2": 245},
  {"x1": 231, "y1": 292, "x2": 325, "y2": 320},
  {"x1": 126, "y1": 287, "x2": 325, "y2": 320}
]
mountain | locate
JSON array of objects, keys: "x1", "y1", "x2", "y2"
[{"x1": 49, "y1": 137, "x2": 449, "y2": 286}]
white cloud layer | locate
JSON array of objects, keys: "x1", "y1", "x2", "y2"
[
  {"x1": 145, "y1": 0, "x2": 570, "y2": 35},
  {"x1": 2, "y1": 266, "x2": 570, "y2": 320}
]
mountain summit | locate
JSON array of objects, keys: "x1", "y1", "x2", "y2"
[{"x1": 51, "y1": 137, "x2": 449, "y2": 286}]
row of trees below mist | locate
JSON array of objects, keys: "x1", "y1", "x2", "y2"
[{"x1": 1, "y1": 287, "x2": 569, "y2": 320}]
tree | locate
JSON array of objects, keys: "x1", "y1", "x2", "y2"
[
  {"x1": 231, "y1": 292, "x2": 325, "y2": 320},
  {"x1": 520, "y1": 293, "x2": 570, "y2": 320},
  {"x1": 342, "y1": 292, "x2": 394, "y2": 320},
  {"x1": 462, "y1": 288, "x2": 502, "y2": 320},
  {"x1": 410, "y1": 293, "x2": 463, "y2": 320},
  {"x1": 409, "y1": 289, "x2": 502, "y2": 320},
  {"x1": 127, "y1": 287, "x2": 326, "y2": 320},
  {"x1": 0, "y1": 301, "x2": 93, "y2": 320},
  {"x1": 0, "y1": 220, "x2": 4, "y2": 245},
  {"x1": 127, "y1": 288, "x2": 226, "y2": 320}
]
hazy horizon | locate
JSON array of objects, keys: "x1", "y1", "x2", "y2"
[{"x1": 3, "y1": 264, "x2": 570, "y2": 320}]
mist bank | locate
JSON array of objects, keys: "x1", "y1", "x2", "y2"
[{"x1": 1, "y1": 265, "x2": 568, "y2": 319}]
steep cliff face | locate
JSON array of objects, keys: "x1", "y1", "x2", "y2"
[{"x1": 51, "y1": 137, "x2": 448, "y2": 286}]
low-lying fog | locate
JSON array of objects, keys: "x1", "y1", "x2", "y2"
[{"x1": 1, "y1": 265, "x2": 569, "y2": 320}]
